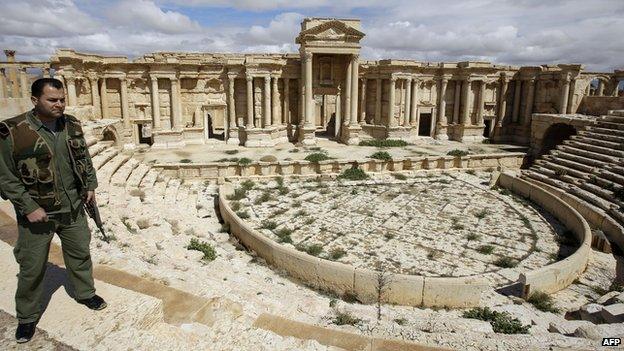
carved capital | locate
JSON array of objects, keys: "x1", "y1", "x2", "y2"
[
  {"x1": 303, "y1": 51, "x2": 313, "y2": 61},
  {"x1": 352, "y1": 54, "x2": 359, "y2": 61},
  {"x1": 245, "y1": 74, "x2": 253, "y2": 82}
]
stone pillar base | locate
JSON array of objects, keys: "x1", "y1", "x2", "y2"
[
  {"x1": 456, "y1": 124, "x2": 486, "y2": 143},
  {"x1": 386, "y1": 126, "x2": 412, "y2": 141},
  {"x1": 226, "y1": 128, "x2": 241, "y2": 145},
  {"x1": 297, "y1": 125, "x2": 317, "y2": 146},
  {"x1": 340, "y1": 124, "x2": 362, "y2": 145},
  {"x1": 243, "y1": 126, "x2": 289, "y2": 147},
  {"x1": 435, "y1": 125, "x2": 449, "y2": 141},
  {"x1": 152, "y1": 130, "x2": 185, "y2": 149}
]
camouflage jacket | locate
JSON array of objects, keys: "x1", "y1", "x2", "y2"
[{"x1": 0, "y1": 110, "x2": 98, "y2": 215}]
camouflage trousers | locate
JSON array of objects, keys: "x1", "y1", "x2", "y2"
[{"x1": 13, "y1": 209, "x2": 95, "y2": 323}]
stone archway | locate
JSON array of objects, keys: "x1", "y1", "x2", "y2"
[
  {"x1": 102, "y1": 125, "x2": 119, "y2": 146},
  {"x1": 539, "y1": 123, "x2": 577, "y2": 156}
]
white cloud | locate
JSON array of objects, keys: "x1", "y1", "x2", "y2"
[
  {"x1": 107, "y1": 0, "x2": 202, "y2": 34},
  {"x1": 238, "y1": 12, "x2": 304, "y2": 46},
  {"x1": 0, "y1": 0, "x2": 100, "y2": 37}
]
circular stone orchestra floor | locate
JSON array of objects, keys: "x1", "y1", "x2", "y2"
[{"x1": 230, "y1": 171, "x2": 573, "y2": 286}]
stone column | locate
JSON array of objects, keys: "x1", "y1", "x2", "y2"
[
  {"x1": 304, "y1": 52, "x2": 314, "y2": 127},
  {"x1": 349, "y1": 55, "x2": 359, "y2": 126},
  {"x1": 263, "y1": 75, "x2": 271, "y2": 128},
  {"x1": 66, "y1": 76, "x2": 77, "y2": 106},
  {"x1": 19, "y1": 68, "x2": 30, "y2": 98},
  {"x1": 560, "y1": 73, "x2": 570, "y2": 114},
  {"x1": 404, "y1": 78, "x2": 412, "y2": 127},
  {"x1": 613, "y1": 80, "x2": 621, "y2": 97},
  {"x1": 476, "y1": 79, "x2": 486, "y2": 126},
  {"x1": 149, "y1": 76, "x2": 160, "y2": 130},
  {"x1": 438, "y1": 77, "x2": 448, "y2": 125},
  {"x1": 567, "y1": 78, "x2": 576, "y2": 114},
  {"x1": 272, "y1": 76, "x2": 279, "y2": 126},
  {"x1": 335, "y1": 87, "x2": 341, "y2": 136},
  {"x1": 512, "y1": 79, "x2": 522, "y2": 123},
  {"x1": 88, "y1": 75, "x2": 100, "y2": 117},
  {"x1": 410, "y1": 79, "x2": 419, "y2": 126},
  {"x1": 0, "y1": 69, "x2": 6, "y2": 98},
  {"x1": 461, "y1": 77, "x2": 472, "y2": 126},
  {"x1": 497, "y1": 74, "x2": 509, "y2": 127},
  {"x1": 343, "y1": 57, "x2": 352, "y2": 126},
  {"x1": 227, "y1": 75, "x2": 236, "y2": 128},
  {"x1": 283, "y1": 78, "x2": 289, "y2": 125},
  {"x1": 120, "y1": 77, "x2": 130, "y2": 128},
  {"x1": 100, "y1": 78, "x2": 109, "y2": 119},
  {"x1": 452, "y1": 81, "x2": 461, "y2": 125},
  {"x1": 388, "y1": 77, "x2": 397, "y2": 127},
  {"x1": 597, "y1": 80, "x2": 605, "y2": 96},
  {"x1": 523, "y1": 78, "x2": 535, "y2": 125},
  {"x1": 246, "y1": 74, "x2": 254, "y2": 128},
  {"x1": 359, "y1": 78, "x2": 367, "y2": 124},
  {"x1": 375, "y1": 78, "x2": 382, "y2": 125},
  {"x1": 170, "y1": 77, "x2": 182, "y2": 130}
]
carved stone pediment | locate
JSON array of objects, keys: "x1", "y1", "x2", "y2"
[{"x1": 296, "y1": 20, "x2": 365, "y2": 44}]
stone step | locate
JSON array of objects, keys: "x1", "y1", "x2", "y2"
[
  {"x1": 569, "y1": 185, "x2": 613, "y2": 211},
  {"x1": 551, "y1": 149, "x2": 610, "y2": 168},
  {"x1": 602, "y1": 115, "x2": 624, "y2": 123},
  {"x1": 596, "y1": 120, "x2": 624, "y2": 131},
  {"x1": 556, "y1": 144, "x2": 620, "y2": 164},
  {"x1": 111, "y1": 158, "x2": 140, "y2": 187},
  {"x1": 98, "y1": 153, "x2": 131, "y2": 185},
  {"x1": 163, "y1": 179, "x2": 181, "y2": 204},
  {"x1": 543, "y1": 154, "x2": 596, "y2": 173},
  {"x1": 92, "y1": 147, "x2": 120, "y2": 170},
  {"x1": 522, "y1": 169, "x2": 571, "y2": 191},
  {"x1": 564, "y1": 140, "x2": 624, "y2": 158},
  {"x1": 607, "y1": 164, "x2": 624, "y2": 176},
  {"x1": 579, "y1": 182, "x2": 620, "y2": 208},
  {"x1": 140, "y1": 169, "x2": 160, "y2": 189},
  {"x1": 586, "y1": 126, "x2": 624, "y2": 138},
  {"x1": 0, "y1": 240, "x2": 166, "y2": 350},
  {"x1": 571, "y1": 135, "x2": 624, "y2": 151},
  {"x1": 534, "y1": 160, "x2": 590, "y2": 181},
  {"x1": 588, "y1": 172, "x2": 624, "y2": 190},
  {"x1": 88, "y1": 141, "x2": 113, "y2": 158},
  {"x1": 599, "y1": 169, "x2": 624, "y2": 187},
  {"x1": 609, "y1": 110, "x2": 624, "y2": 118},
  {"x1": 127, "y1": 164, "x2": 151, "y2": 188},
  {"x1": 578, "y1": 130, "x2": 624, "y2": 144}
]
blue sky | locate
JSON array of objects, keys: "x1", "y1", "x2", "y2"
[{"x1": 1, "y1": 0, "x2": 623, "y2": 72}]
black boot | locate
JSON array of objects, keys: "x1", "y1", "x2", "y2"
[
  {"x1": 15, "y1": 321, "x2": 36, "y2": 343},
  {"x1": 77, "y1": 294, "x2": 107, "y2": 311}
]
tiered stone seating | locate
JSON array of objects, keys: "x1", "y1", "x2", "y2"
[{"x1": 522, "y1": 110, "x2": 624, "y2": 251}]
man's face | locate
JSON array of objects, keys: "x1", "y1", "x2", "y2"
[{"x1": 31, "y1": 85, "x2": 65, "y2": 120}]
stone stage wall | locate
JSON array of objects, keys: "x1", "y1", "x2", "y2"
[{"x1": 155, "y1": 152, "x2": 526, "y2": 180}]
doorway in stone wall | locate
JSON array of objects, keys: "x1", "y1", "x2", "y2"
[
  {"x1": 483, "y1": 119, "x2": 492, "y2": 138},
  {"x1": 137, "y1": 124, "x2": 153, "y2": 145},
  {"x1": 418, "y1": 113, "x2": 432, "y2": 136},
  {"x1": 203, "y1": 112, "x2": 225, "y2": 141}
]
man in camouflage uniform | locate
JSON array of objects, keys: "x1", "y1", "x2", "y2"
[{"x1": 0, "y1": 78, "x2": 107, "y2": 343}]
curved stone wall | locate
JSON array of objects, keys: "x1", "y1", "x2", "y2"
[
  {"x1": 219, "y1": 170, "x2": 592, "y2": 307},
  {"x1": 158, "y1": 152, "x2": 525, "y2": 180},
  {"x1": 497, "y1": 172, "x2": 592, "y2": 296}
]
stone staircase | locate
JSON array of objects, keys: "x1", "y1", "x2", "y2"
[{"x1": 522, "y1": 110, "x2": 624, "y2": 251}]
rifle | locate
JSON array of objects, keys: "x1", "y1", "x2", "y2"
[{"x1": 84, "y1": 200, "x2": 110, "y2": 243}]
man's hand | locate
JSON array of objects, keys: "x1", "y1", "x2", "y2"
[
  {"x1": 26, "y1": 207, "x2": 48, "y2": 223},
  {"x1": 84, "y1": 190, "x2": 95, "y2": 205}
]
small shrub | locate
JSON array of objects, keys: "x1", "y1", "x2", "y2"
[
  {"x1": 332, "y1": 310, "x2": 361, "y2": 326},
  {"x1": 219, "y1": 223, "x2": 230, "y2": 233},
  {"x1": 554, "y1": 168, "x2": 567, "y2": 178},
  {"x1": 186, "y1": 238, "x2": 217, "y2": 262},
  {"x1": 463, "y1": 307, "x2": 529, "y2": 334},
  {"x1": 238, "y1": 157, "x2": 252, "y2": 165},
  {"x1": 230, "y1": 201, "x2": 241, "y2": 211},
  {"x1": 351, "y1": 189, "x2": 358, "y2": 195},
  {"x1": 466, "y1": 233, "x2": 480, "y2": 241},
  {"x1": 254, "y1": 191, "x2": 274, "y2": 205},
  {"x1": 294, "y1": 209, "x2": 307, "y2": 217},
  {"x1": 304, "y1": 152, "x2": 332, "y2": 163},
  {"x1": 236, "y1": 210, "x2": 250, "y2": 219},
  {"x1": 240, "y1": 180, "x2": 255, "y2": 191},
  {"x1": 447, "y1": 149, "x2": 469, "y2": 157},
  {"x1": 224, "y1": 149, "x2": 239, "y2": 155},
  {"x1": 259, "y1": 155, "x2": 278, "y2": 162},
  {"x1": 393, "y1": 317, "x2": 407, "y2": 326},
  {"x1": 269, "y1": 208, "x2": 287, "y2": 218},
  {"x1": 338, "y1": 167, "x2": 369, "y2": 181},
  {"x1": 358, "y1": 139, "x2": 408, "y2": 147},
  {"x1": 278, "y1": 186, "x2": 289, "y2": 195},
  {"x1": 475, "y1": 209, "x2": 489, "y2": 219},
  {"x1": 466, "y1": 169, "x2": 476, "y2": 175},
  {"x1": 494, "y1": 256, "x2": 517, "y2": 268},
  {"x1": 329, "y1": 248, "x2": 346, "y2": 260},
  {"x1": 275, "y1": 177, "x2": 284, "y2": 187},
  {"x1": 261, "y1": 220, "x2": 277, "y2": 230},
  {"x1": 297, "y1": 243, "x2": 323, "y2": 256},
  {"x1": 292, "y1": 200, "x2": 302, "y2": 208},
  {"x1": 427, "y1": 249, "x2": 440, "y2": 260},
  {"x1": 274, "y1": 228, "x2": 293, "y2": 243},
  {"x1": 452, "y1": 223, "x2": 465, "y2": 231},
  {"x1": 391, "y1": 173, "x2": 407, "y2": 180},
  {"x1": 527, "y1": 291, "x2": 560, "y2": 313},
  {"x1": 289, "y1": 148, "x2": 300, "y2": 153},
  {"x1": 370, "y1": 151, "x2": 392, "y2": 161},
  {"x1": 180, "y1": 158, "x2": 192, "y2": 163},
  {"x1": 477, "y1": 245, "x2": 495, "y2": 255},
  {"x1": 614, "y1": 188, "x2": 624, "y2": 201},
  {"x1": 384, "y1": 232, "x2": 395, "y2": 240},
  {"x1": 304, "y1": 218, "x2": 315, "y2": 225},
  {"x1": 610, "y1": 281, "x2": 624, "y2": 292}
]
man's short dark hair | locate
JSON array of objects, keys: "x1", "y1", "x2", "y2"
[{"x1": 31, "y1": 78, "x2": 64, "y2": 98}]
